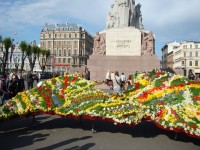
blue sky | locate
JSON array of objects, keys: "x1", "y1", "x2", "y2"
[{"x1": 1, "y1": 0, "x2": 200, "y2": 60}]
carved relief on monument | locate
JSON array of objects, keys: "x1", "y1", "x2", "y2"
[
  {"x1": 106, "y1": 0, "x2": 144, "y2": 30},
  {"x1": 141, "y1": 31, "x2": 154, "y2": 56},
  {"x1": 93, "y1": 32, "x2": 106, "y2": 55}
]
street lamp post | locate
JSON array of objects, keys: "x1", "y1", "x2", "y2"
[
  {"x1": 184, "y1": 58, "x2": 187, "y2": 77},
  {"x1": 9, "y1": 33, "x2": 17, "y2": 72},
  {"x1": 14, "y1": 56, "x2": 20, "y2": 72}
]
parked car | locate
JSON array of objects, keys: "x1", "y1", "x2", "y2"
[{"x1": 41, "y1": 72, "x2": 53, "y2": 79}]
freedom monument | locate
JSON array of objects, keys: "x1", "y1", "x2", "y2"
[{"x1": 87, "y1": 0, "x2": 160, "y2": 80}]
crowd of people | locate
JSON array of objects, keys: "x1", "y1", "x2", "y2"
[
  {"x1": 106, "y1": 69, "x2": 199, "y2": 93},
  {"x1": 106, "y1": 70, "x2": 133, "y2": 93},
  {"x1": 188, "y1": 70, "x2": 199, "y2": 80},
  {"x1": 0, "y1": 71, "x2": 41, "y2": 106},
  {"x1": 1, "y1": 68, "x2": 198, "y2": 105}
]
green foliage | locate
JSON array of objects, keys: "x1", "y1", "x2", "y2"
[
  {"x1": 190, "y1": 87, "x2": 200, "y2": 96},
  {"x1": 148, "y1": 70, "x2": 156, "y2": 78},
  {"x1": 171, "y1": 78, "x2": 186, "y2": 86},
  {"x1": 155, "y1": 79, "x2": 163, "y2": 87}
]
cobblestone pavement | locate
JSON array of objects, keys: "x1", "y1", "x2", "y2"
[{"x1": 0, "y1": 81, "x2": 199, "y2": 150}]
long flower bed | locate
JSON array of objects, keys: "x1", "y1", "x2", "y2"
[{"x1": 0, "y1": 70, "x2": 200, "y2": 140}]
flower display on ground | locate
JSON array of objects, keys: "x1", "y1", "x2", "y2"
[{"x1": 0, "y1": 70, "x2": 200, "y2": 140}]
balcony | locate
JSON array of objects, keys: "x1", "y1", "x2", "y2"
[{"x1": 71, "y1": 54, "x2": 79, "y2": 58}]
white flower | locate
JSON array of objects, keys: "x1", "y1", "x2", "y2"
[{"x1": 37, "y1": 81, "x2": 43, "y2": 87}]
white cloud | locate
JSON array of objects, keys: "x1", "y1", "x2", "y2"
[
  {"x1": 1, "y1": 0, "x2": 200, "y2": 58},
  {"x1": 137, "y1": 0, "x2": 200, "y2": 41},
  {"x1": 0, "y1": 0, "x2": 113, "y2": 32}
]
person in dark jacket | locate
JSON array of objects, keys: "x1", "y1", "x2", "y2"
[
  {"x1": 26, "y1": 71, "x2": 33, "y2": 90},
  {"x1": 7, "y1": 73, "x2": 19, "y2": 98},
  {"x1": 188, "y1": 71, "x2": 195, "y2": 80},
  {"x1": 0, "y1": 74, "x2": 10, "y2": 106},
  {"x1": 18, "y1": 73, "x2": 25, "y2": 92}
]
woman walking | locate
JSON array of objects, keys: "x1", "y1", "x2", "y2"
[{"x1": 113, "y1": 71, "x2": 121, "y2": 93}]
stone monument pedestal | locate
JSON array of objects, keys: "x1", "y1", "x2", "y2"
[{"x1": 87, "y1": 55, "x2": 160, "y2": 81}]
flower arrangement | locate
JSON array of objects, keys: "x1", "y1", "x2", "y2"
[{"x1": 0, "y1": 70, "x2": 199, "y2": 140}]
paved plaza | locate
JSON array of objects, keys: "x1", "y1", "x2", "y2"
[{"x1": 0, "y1": 112, "x2": 199, "y2": 150}]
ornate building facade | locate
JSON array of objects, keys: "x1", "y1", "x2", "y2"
[
  {"x1": 40, "y1": 23, "x2": 93, "y2": 72},
  {"x1": 161, "y1": 41, "x2": 200, "y2": 77},
  {"x1": 173, "y1": 41, "x2": 200, "y2": 77}
]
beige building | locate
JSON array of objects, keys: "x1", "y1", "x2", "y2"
[
  {"x1": 173, "y1": 41, "x2": 200, "y2": 77},
  {"x1": 167, "y1": 51, "x2": 173, "y2": 69},
  {"x1": 40, "y1": 23, "x2": 93, "y2": 72},
  {"x1": 161, "y1": 42, "x2": 180, "y2": 68}
]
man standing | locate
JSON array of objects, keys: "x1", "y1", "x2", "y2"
[
  {"x1": 120, "y1": 72, "x2": 126, "y2": 90},
  {"x1": 26, "y1": 71, "x2": 33, "y2": 90},
  {"x1": 0, "y1": 74, "x2": 10, "y2": 106}
]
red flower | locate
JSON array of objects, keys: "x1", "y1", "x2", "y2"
[
  {"x1": 171, "y1": 109, "x2": 175, "y2": 115},
  {"x1": 158, "y1": 101, "x2": 164, "y2": 105},
  {"x1": 193, "y1": 96, "x2": 200, "y2": 101}
]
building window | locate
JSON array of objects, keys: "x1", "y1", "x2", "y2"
[
  {"x1": 74, "y1": 41, "x2": 77, "y2": 46},
  {"x1": 43, "y1": 34, "x2": 45, "y2": 39},
  {"x1": 74, "y1": 49, "x2": 77, "y2": 55},
  {"x1": 60, "y1": 33, "x2": 62, "y2": 38},
  {"x1": 49, "y1": 34, "x2": 51, "y2": 38},
  {"x1": 183, "y1": 45, "x2": 187, "y2": 49},
  {"x1": 67, "y1": 41, "x2": 72, "y2": 45},
  {"x1": 68, "y1": 58, "x2": 71, "y2": 63},
  {"x1": 53, "y1": 50, "x2": 56, "y2": 55},
  {"x1": 182, "y1": 61, "x2": 184, "y2": 66},
  {"x1": 75, "y1": 33, "x2": 77, "y2": 38},
  {"x1": 48, "y1": 41, "x2": 51, "y2": 47},
  {"x1": 190, "y1": 45, "x2": 192, "y2": 49},
  {"x1": 190, "y1": 52, "x2": 192, "y2": 57},
  {"x1": 195, "y1": 61, "x2": 198, "y2": 66},
  {"x1": 68, "y1": 49, "x2": 71, "y2": 56},
  {"x1": 64, "y1": 34, "x2": 66, "y2": 38},
  {"x1": 184, "y1": 52, "x2": 186, "y2": 57},
  {"x1": 75, "y1": 58, "x2": 77, "y2": 64},
  {"x1": 195, "y1": 52, "x2": 198, "y2": 57},
  {"x1": 69, "y1": 34, "x2": 71, "y2": 38},
  {"x1": 195, "y1": 45, "x2": 198, "y2": 49},
  {"x1": 80, "y1": 49, "x2": 82, "y2": 56},
  {"x1": 64, "y1": 49, "x2": 66, "y2": 56},
  {"x1": 63, "y1": 58, "x2": 66, "y2": 63},
  {"x1": 58, "y1": 58, "x2": 61, "y2": 63},
  {"x1": 59, "y1": 49, "x2": 62, "y2": 56},
  {"x1": 189, "y1": 61, "x2": 192, "y2": 66},
  {"x1": 55, "y1": 34, "x2": 57, "y2": 38},
  {"x1": 64, "y1": 41, "x2": 66, "y2": 46}
]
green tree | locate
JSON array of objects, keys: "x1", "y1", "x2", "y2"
[
  {"x1": 31, "y1": 45, "x2": 40, "y2": 71},
  {"x1": 38, "y1": 49, "x2": 51, "y2": 73},
  {"x1": 2, "y1": 37, "x2": 12, "y2": 74},
  {"x1": 19, "y1": 41, "x2": 28, "y2": 73}
]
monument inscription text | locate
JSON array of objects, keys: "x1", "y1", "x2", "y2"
[{"x1": 106, "y1": 28, "x2": 141, "y2": 56}]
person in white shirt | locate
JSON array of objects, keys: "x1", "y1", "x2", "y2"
[
  {"x1": 110, "y1": 72, "x2": 115, "y2": 90},
  {"x1": 113, "y1": 71, "x2": 121, "y2": 93},
  {"x1": 120, "y1": 73, "x2": 126, "y2": 90},
  {"x1": 106, "y1": 70, "x2": 111, "y2": 85}
]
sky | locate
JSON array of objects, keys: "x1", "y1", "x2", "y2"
[{"x1": 1, "y1": 0, "x2": 200, "y2": 59}]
